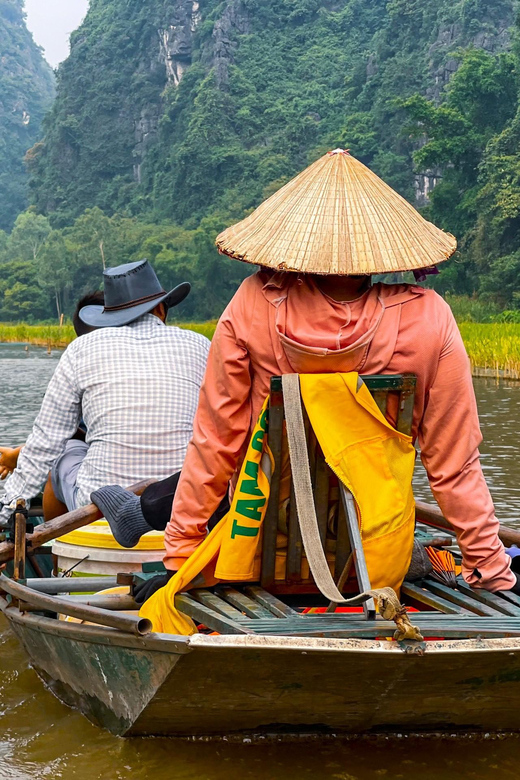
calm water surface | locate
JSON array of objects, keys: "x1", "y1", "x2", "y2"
[{"x1": 1, "y1": 343, "x2": 520, "y2": 779}]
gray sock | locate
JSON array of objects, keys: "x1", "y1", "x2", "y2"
[{"x1": 91, "y1": 485, "x2": 152, "y2": 548}]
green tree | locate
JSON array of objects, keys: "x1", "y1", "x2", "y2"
[
  {"x1": 0, "y1": 260, "x2": 53, "y2": 321},
  {"x1": 38, "y1": 230, "x2": 75, "y2": 319},
  {"x1": 7, "y1": 211, "x2": 51, "y2": 263},
  {"x1": 7, "y1": 0, "x2": 520, "y2": 317}
]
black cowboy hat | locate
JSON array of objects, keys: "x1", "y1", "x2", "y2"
[{"x1": 79, "y1": 259, "x2": 191, "y2": 328}]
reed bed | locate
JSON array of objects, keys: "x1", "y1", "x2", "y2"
[
  {"x1": 0, "y1": 321, "x2": 218, "y2": 349},
  {"x1": 0, "y1": 320, "x2": 519, "y2": 378},
  {"x1": 0, "y1": 323, "x2": 77, "y2": 348},
  {"x1": 177, "y1": 321, "x2": 217, "y2": 341},
  {"x1": 458, "y1": 322, "x2": 520, "y2": 379}
]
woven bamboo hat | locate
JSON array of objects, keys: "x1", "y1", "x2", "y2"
[{"x1": 216, "y1": 149, "x2": 456, "y2": 275}]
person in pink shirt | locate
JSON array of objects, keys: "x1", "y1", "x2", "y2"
[{"x1": 95, "y1": 150, "x2": 518, "y2": 603}]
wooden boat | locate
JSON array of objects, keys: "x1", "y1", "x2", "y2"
[{"x1": 2, "y1": 375, "x2": 520, "y2": 737}]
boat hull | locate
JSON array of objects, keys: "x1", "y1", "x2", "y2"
[{"x1": 4, "y1": 603, "x2": 520, "y2": 737}]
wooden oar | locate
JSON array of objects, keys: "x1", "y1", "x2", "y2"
[
  {"x1": 415, "y1": 500, "x2": 520, "y2": 548},
  {"x1": 0, "y1": 479, "x2": 155, "y2": 565},
  {"x1": 2, "y1": 490, "x2": 518, "y2": 565}
]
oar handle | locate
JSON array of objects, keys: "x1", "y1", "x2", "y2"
[
  {"x1": 0, "y1": 478, "x2": 156, "y2": 564},
  {"x1": 415, "y1": 500, "x2": 520, "y2": 548}
]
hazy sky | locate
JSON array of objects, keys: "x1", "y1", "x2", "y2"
[{"x1": 25, "y1": 0, "x2": 89, "y2": 68}]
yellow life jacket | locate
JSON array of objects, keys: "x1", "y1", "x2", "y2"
[
  {"x1": 139, "y1": 373, "x2": 415, "y2": 635},
  {"x1": 299, "y1": 372, "x2": 415, "y2": 592}
]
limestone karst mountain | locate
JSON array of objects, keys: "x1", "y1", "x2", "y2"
[
  {"x1": 27, "y1": 0, "x2": 516, "y2": 228},
  {"x1": 0, "y1": 0, "x2": 54, "y2": 229}
]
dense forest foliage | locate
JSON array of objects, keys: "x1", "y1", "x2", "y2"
[
  {"x1": 0, "y1": 207, "x2": 239, "y2": 321},
  {"x1": 2, "y1": 0, "x2": 520, "y2": 321},
  {"x1": 0, "y1": 0, "x2": 54, "y2": 232}
]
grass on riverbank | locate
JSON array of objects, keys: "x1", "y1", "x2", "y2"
[
  {"x1": 1, "y1": 318, "x2": 520, "y2": 378},
  {"x1": 0, "y1": 321, "x2": 218, "y2": 349},
  {"x1": 459, "y1": 322, "x2": 520, "y2": 379},
  {"x1": 0, "y1": 323, "x2": 77, "y2": 348}
]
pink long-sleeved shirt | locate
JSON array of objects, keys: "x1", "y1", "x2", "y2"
[{"x1": 164, "y1": 271, "x2": 515, "y2": 592}]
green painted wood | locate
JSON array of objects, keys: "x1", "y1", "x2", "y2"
[
  {"x1": 455, "y1": 578, "x2": 520, "y2": 617},
  {"x1": 422, "y1": 580, "x2": 498, "y2": 617},
  {"x1": 142, "y1": 561, "x2": 167, "y2": 574},
  {"x1": 242, "y1": 586, "x2": 298, "y2": 618},
  {"x1": 401, "y1": 582, "x2": 472, "y2": 615},
  {"x1": 362, "y1": 375, "x2": 417, "y2": 391},
  {"x1": 215, "y1": 614, "x2": 520, "y2": 639},
  {"x1": 414, "y1": 528, "x2": 455, "y2": 545},
  {"x1": 180, "y1": 579, "x2": 520, "y2": 639},
  {"x1": 497, "y1": 589, "x2": 520, "y2": 609},
  {"x1": 216, "y1": 586, "x2": 273, "y2": 619},
  {"x1": 226, "y1": 612, "x2": 486, "y2": 623},
  {"x1": 174, "y1": 594, "x2": 254, "y2": 635},
  {"x1": 189, "y1": 589, "x2": 246, "y2": 621}
]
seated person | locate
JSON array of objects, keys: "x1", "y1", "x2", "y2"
[
  {"x1": 0, "y1": 260, "x2": 209, "y2": 532},
  {"x1": 97, "y1": 151, "x2": 519, "y2": 600}
]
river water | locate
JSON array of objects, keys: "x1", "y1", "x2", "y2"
[{"x1": 1, "y1": 343, "x2": 520, "y2": 779}]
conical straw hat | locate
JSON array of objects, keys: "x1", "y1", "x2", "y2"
[{"x1": 216, "y1": 149, "x2": 456, "y2": 275}]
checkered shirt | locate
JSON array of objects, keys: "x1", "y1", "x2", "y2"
[{"x1": 0, "y1": 315, "x2": 210, "y2": 519}]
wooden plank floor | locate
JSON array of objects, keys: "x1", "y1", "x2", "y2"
[
  {"x1": 170, "y1": 521, "x2": 520, "y2": 639},
  {"x1": 175, "y1": 572, "x2": 520, "y2": 640}
]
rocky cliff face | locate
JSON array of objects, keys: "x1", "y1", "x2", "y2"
[
  {"x1": 0, "y1": 0, "x2": 54, "y2": 229},
  {"x1": 411, "y1": 1, "x2": 517, "y2": 204},
  {"x1": 27, "y1": 0, "x2": 518, "y2": 226},
  {"x1": 207, "y1": 0, "x2": 251, "y2": 86},
  {"x1": 159, "y1": 1, "x2": 201, "y2": 87},
  {"x1": 427, "y1": 12, "x2": 514, "y2": 102}
]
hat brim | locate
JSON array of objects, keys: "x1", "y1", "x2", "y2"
[{"x1": 78, "y1": 282, "x2": 191, "y2": 328}]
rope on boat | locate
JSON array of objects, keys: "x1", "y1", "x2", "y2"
[{"x1": 366, "y1": 586, "x2": 424, "y2": 642}]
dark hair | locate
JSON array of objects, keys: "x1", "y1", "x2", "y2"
[{"x1": 73, "y1": 291, "x2": 105, "y2": 337}]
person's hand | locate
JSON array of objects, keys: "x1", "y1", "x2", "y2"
[
  {"x1": 0, "y1": 446, "x2": 22, "y2": 480},
  {"x1": 133, "y1": 571, "x2": 176, "y2": 606}
]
